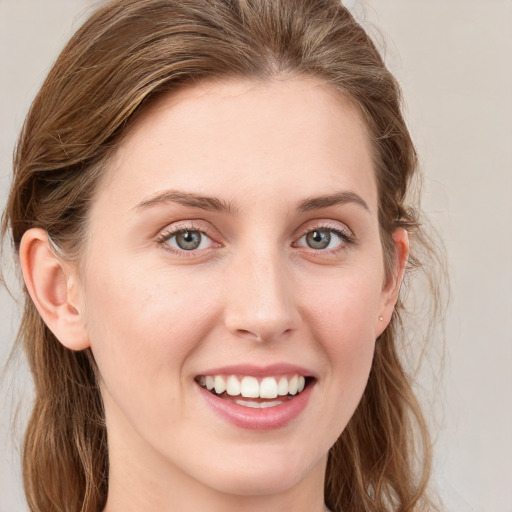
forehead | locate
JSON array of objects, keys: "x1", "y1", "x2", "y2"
[{"x1": 95, "y1": 77, "x2": 377, "y2": 217}]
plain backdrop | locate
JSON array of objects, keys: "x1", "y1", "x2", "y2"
[{"x1": 1, "y1": 1, "x2": 511, "y2": 511}]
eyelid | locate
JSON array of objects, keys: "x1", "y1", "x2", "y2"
[
  {"x1": 155, "y1": 220, "x2": 222, "y2": 255},
  {"x1": 292, "y1": 220, "x2": 356, "y2": 249}
]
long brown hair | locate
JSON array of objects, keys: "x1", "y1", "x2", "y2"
[{"x1": 2, "y1": 1, "x2": 443, "y2": 510}]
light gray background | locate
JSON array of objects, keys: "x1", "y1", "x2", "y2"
[{"x1": 1, "y1": 1, "x2": 511, "y2": 511}]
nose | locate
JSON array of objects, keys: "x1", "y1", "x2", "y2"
[{"x1": 223, "y1": 248, "x2": 302, "y2": 343}]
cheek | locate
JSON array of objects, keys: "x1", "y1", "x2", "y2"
[
  {"x1": 304, "y1": 265, "x2": 383, "y2": 343},
  {"x1": 302, "y1": 267, "x2": 382, "y2": 414},
  {"x1": 81, "y1": 260, "x2": 220, "y2": 412},
  {"x1": 85, "y1": 255, "x2": 217, "y2": 340}
]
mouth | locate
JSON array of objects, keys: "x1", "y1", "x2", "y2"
[{"x1": 195, "y1": 373, "x2": 315, "y2": 409}]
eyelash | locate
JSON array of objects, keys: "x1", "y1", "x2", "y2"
[
  {"x1": 155, "y1": 222, "x2": 218, "y2": 256},
  {"x1": 294, "y1": 225, "x2": 356, "y2": 253},
  {"x1": 155, "y1": 222, "x2": 356, "y2": 256}
]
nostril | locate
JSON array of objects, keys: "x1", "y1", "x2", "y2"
[
  {"x1": 236, "y1": 329, "x2": 263, "y2": 341},
  {"x1": 234, "y1": 326, "x2": 297, "y2": 342}
]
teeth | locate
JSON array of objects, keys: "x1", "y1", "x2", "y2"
[
  {"x1": 214, "y1": 375, "x2": 226, "y2": 394},
  {"x1": 226, "y1": 375, "x2": 241, "y2": 396},
  {"x1": 199, "y1": 374, "x2": 308, "y2": 399},
  {"x1": 235, "y1": 398, "x2": 283, "y2": 408},
  {"x1": 206, "y1": 375, "x2": 215, "y2": 391},
  {"x1": 260, "y1": 377, "x2": 278, "y2": 399},
  {"x1": 277, "y1": 376, "x2": 289, "y2": 396},
  {"x1": 288, "y1": 375, "x2": 298, "y2": 395},
  {"x1": 240, "y1": 376, "x2": 259, "y2": 398}
]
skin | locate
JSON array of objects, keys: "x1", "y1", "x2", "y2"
[{"x1": 20, "y1": 77, "x2": 408, "y2": 512}]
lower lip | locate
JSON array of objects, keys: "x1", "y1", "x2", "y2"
[{"x1": 197, "y1": 382, "x2": 314, "y2": 431}]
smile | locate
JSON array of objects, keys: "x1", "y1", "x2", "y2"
[
  {"x1": 196, "y1": 374, "x2": 308, "y2": 404},
  {"x1": 195, "y1": 365, "x2": 316, "y2": 430}
]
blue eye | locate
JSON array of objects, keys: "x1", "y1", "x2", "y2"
[
  {"x1": 164, "y1": 230, "x2": 213, "y2": 251},
  {"x1": 297, "y1": 228, "x2": 351, "y2": 250},
  {"x1": 305, "y1": 230, "x2": 333, "y2": 249}
]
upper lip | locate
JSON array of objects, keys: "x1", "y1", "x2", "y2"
[{"x1": 195, "y1": 363, "x2": 316, "y2": 379}]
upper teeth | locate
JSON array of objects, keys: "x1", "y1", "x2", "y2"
[{"x1": 199, "y1": 374, "x2": 306, "y2": 399}]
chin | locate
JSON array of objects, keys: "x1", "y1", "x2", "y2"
[
  {"x1": 202, "y1": 466, "x2": 308, "y2": 497},
  {"x1": 188, "y1": 444, "x2": 326, "y2": 497}
]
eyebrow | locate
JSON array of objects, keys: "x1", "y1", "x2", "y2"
[
  {"x1": 134, "y1": 189, "x2": 369, "y2": 215},
  {"x1": 297, "y1": 191, "x2": 369, "y2": 213},
  {"x1": 134, "y1": 190, "x2": 238, "y2": 214}
]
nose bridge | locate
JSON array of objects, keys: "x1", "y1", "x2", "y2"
[{"x1": 224, "y1": 241, "x2": 300, "y2": 342}]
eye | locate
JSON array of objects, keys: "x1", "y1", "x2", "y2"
[
  {"x1": 305, "y1": 230, "x2": 334, "y2": 249},
  {"x1": 295, "y1": 227, "x2": 354, "y2": 251},
  {"x1": 159, "y1": 228, "x2": 215, "y2": 252}
]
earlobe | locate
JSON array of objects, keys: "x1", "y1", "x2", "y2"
[
  {"x1": 19, "y1": 228, "x2": 90, "y2": 351},
  {"x1": 375, "y1": 228, "x2": 409, "y2": 337}
]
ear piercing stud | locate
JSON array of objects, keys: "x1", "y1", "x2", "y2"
[{"x1": 378, "y1": 316, "x2": 384, "y2": 321}]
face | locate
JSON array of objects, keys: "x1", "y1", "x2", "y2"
[{"x1": 75, "y1": 78, "x2": 403, "y2": 502}]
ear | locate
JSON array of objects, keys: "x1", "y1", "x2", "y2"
[
  {"x1": 19, "y1": 228, "x2": 90, "y2": 351},
  {"x1": 375, "y1": 227, "x2": 409, "y2": 338}
]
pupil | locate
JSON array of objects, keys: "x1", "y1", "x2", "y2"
[
  {"x1": 307, "y1": 230, "x2": 330, "y2": 249},
  {"x1": 177, "y1": 231, "x2": 201, "y2": 250}
]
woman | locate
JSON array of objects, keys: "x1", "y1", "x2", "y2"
[{"x1": 1, "y1": 0, "x2": 441, "y2": 511}]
